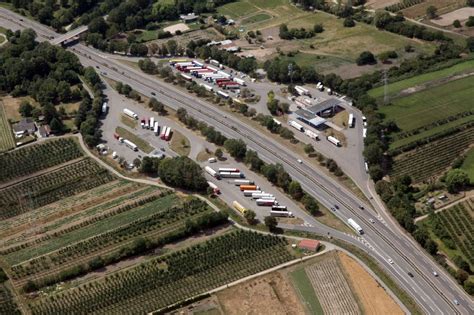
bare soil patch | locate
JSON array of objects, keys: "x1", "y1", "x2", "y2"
[
  {"x1": 338, "y1": 252, "x2": 404, "y2": 315},
  {"x1": 431, "y1": 7, "x2": 474, "y2": 26},
  {"x1": 163, "y1": 23, "x2": 190, "y2": 34},
  {"x1": 402, "y1": 0, "x2": 466, "y2": 19},
  {"x1": 215, "y1": 270, "x2": 305, "y2": 315},
  {"x1": 366, "y1": 0, "x2": 400, "y2": 10}
]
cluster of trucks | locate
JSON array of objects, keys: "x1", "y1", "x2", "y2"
[
  {"x1": 170, "y1": 59, "x2": 247, "y2": 99},
  {"x1": 205, "y1": 165, "x2": 293, "y2": 217},
  {"x1": 140, "y1": 116, "x2": 172, "y2": 141}
]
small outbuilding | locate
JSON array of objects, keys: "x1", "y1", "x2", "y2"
[{"x1": 298, "y1": 239, "x2": 320, "y2": 252}]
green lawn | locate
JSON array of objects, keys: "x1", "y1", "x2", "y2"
[
  {"x1": 461, "y1": 148, "x2": 474, "y2": 184},
  {"x1": 116, "y1": 126, "x2": 154, "y2": 153},
  {"x1": 217, "y1": 1, "x2": 258, "y2": 18},
  {"x1": 369, "y1": 59, "x2": 474, "y2": 99},
  {"x1": 135, "y1": 30, "x2": 157, "y2": 43},
  {"x1": 4, "y1": 194, "x2": 178, "y2": 265},
  {"x1": 121, "y1": 114, "x2": 138, "y2": 129},
  {"x1": 378, "y1": 76, "x2": 474, "y2": 132},
  {"x1": 290, "y1": 268, "x2": 324, "y2": 315},
  {"x1": 241, "y1": 13, "x2": 272, "y2": 25},
  {"x1": 0, "y1": 102, "x2": 15, "y2": 152}
]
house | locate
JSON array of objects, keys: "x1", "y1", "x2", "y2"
[
  {"x1": 13, "y1": 118, "x2": 36, "y2": 138},
  {"x1": 38, "y1": 125, "x2": 51, "y2": 138},
  {"x1": 298, "y1": 239, "x2": 320, "y2": 252},
  {"x1": 180, "y1": 13, "x2": 198, "y2": 23}
]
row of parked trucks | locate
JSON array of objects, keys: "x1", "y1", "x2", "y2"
[
  {"x1": 170, "y1": 59, "x2": 246, "y2": 97},
  {"x1": 288, "y1": 120, "x2": 342, "y2": 147}
]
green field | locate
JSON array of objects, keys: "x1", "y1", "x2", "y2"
[
  {"x1": 369, "y1": 59, "x2": 474, "y2": 99},
  {"x1": 379, "y1": 76, "x2": 474, "y2": 132},
  {"x1": 116, "y1": 126, "x2": 154, "y2": 153},
  {"x1": 0, "y1": 102, "x2": 15, "y2": 152},
  {"x1": 241, "y1": 13, "x2": 272, "y2": 25},
  {"x1": 461, "y1": 148, "x2": 474, "y2": 184},
  {"x1": 290, "y1": 268, "x2": 324, "y2": 314}
]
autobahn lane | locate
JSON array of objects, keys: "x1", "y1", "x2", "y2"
[
  {"x1": 72, "y1": 44, "x2": 468, "y2": 314},
  {"x1": 0, "y1": 10, "x2": 471, "y2": 313}
]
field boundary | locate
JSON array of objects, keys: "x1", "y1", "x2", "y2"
[{"x1": 0, "y1": 100, "x2": 15, "y2": 152}]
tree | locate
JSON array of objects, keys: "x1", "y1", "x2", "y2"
[
  {"x1": 343, "y1": 17, "x2": 355, "y2": 27},
  {"x1": 224, "y1": 139, "x2": 247, "y2": 159},
  {"x1": 148, "y1": 97, "x2": 166, "y2": 114},
  {"x1": 453, "y1": 20, "x2": 461, "y2": 28},
  {"x1": 158, "y1": 156, "x2": 208, "y2": 191},
  {"x1": 304, "y1": 143, "x2": 315, "y2": 155},
  {"x1": 313, "y1": 23, "x2": 324, "y2": 33},
  {"x1": 133, "y1": 158, "x2": 141, "y2": 168},
  {"x1": 19, "y1": 100, "x2": 33, "y2": 117},
  {"x1": 214, "y1": 148, "x2": 223, "y2": 159},
  {"x1": 467, "y1": 37, "x2": 474, "y2": 52},
  {"x1": 130, "y1": 43, "x2": 148, "y2": 56},
  {"x1": 456, "y1": 269, "x2": 469, "y2": 284},
  {"x1": 302, "y1": 194, "x2": 319, "y2": 215},
  {"x1": 464, "y1": 278, "x2": 474, "y2": 295},
  {"x1": 244, "y1": 209, "x2": 256, "y2": 225},
  {"x1": 426, "y1": 6, "x2": 438, "y2": 19},
  {"x1": 356, "y1": 51, "x2": 376, "y2": 65},
  {"x1": 466, "y1": 16, "x2": 474, "y2": 27},
  {"x1": 264, "y1": 216, "x2": 278, "y2": 232},
  {"x1": 49, "y1": 117, "x2": 63, "y2": 133},
  {"x1": 288, "y1": 181, "x2": 304, "y2": 200},
  {"x1": 445, "y1": 169, "x2": 469, "y2": 193}
]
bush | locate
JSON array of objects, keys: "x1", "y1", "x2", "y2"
[
  {"x1": 453, "y1": 20, "x2": 461, "y2": 28},
  {"x1": 343, "y1": 17, "x2": 355, "y2": 27},
  {"x1": 356, "y1": 51, "x2": 376, "y2": 65},
  {"x1": 466, "y1": 16, "x2": 474, "y2": 27},
  {"x1": 313, "y1": 23, "x2": 324, "y2": 33}
]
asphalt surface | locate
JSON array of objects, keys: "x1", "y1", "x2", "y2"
[{"x1": 0, "y1": 10, "x2": 472, "y2": 314}]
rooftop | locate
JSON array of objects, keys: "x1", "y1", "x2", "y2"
[{"x1": 13, "y1": 118, "x2": 36, "y2": 133}]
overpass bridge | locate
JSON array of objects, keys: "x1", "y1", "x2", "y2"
[{"x1": 51, "y1": 25, "x2": 88, "y2": 45}]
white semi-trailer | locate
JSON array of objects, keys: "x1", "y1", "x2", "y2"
[
  {"x1": 217, "y1": 91, "x2": 229, "y2": 99},
  {"x1": 219, "y1": 167, "x2": 240, "y2": 173},
  {"x1": 289, "y1": 120, "x2": 304, "y2": 132},
  {"x1": 199, "y1": 83, "x2": 214, "y2": 92},
  {"x1": 234, "y1": 179, "x2": 254, "y2": 185},
  {"x1": 295, "y1": 85, "x2": 309, "y2": 96},
  {"x1": 272, "y1": 205, "x2": 287, "y2": 211},
  {"x1": 327, "y1": 136, "x2": 341, "y2": 147},
  {"x1": 348, "y1": 113, "x2": 355, "y2": 128},
  {"x1": 348, "y1": 218, "x2": 364, "y2": 234},
  {"x1": 363, "y1": 128, "x2": 367, "y2": 138},
  {"x1": 256, "y1": 199, "x2": 277, "y2": 206},
  {"x1": 123, "y1": 139, "x2": 138, "y2": 151},
  {"x1": 252, "y1": 193, "x2": 273, "y2": 199},
  {"x1": 205, "y1": 166, "x2": 220, "y2": 179},
  {"x1": 234, "y1": 78, "x2": 246, "y2": 86},
  {"x1": 207, "y1": 181, "x2": 220, "y2": 194},
  {"x1": 219, "y1": 172, "x2": 243, "y2": 178},
  {"x1": 123, "y1": 108, "x2": 138, "y2": 119},
  {"x1": 271, "y1": 210, "x2": 293, "y2": 217},
  {"x1": 153, "y1": 122, "x2": 159, "y2": 136},
  {"x1": 243, "y1": 190, "x2": 261, "y2": 197},
  {"x1": 304, "y1": 129, "x2": 319, "y2": 140}
]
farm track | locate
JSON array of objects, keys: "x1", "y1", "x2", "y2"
[{"x1": 10, "y1": 210, "x2": 213, "y2": 288}]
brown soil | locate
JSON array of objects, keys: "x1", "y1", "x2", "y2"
[
  {"x1": 215, "y1": 271, "x2": 305, "y2": 315},
  {"x1": 366, "y1": 0, "x2": 400, "y2": 10},
  {"x1": 338, "y1": 252, "x2": 404, "y2": 315},
  {"x1": 402, "y1": 0, "x2": 466, "y2": 19}
]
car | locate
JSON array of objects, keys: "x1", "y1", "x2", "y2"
[
  {"x1": 453, "y1": 299, "x2": 459, "y2": 305},
  {"x1": 407, "y1": 272, "x2": 414, "y2": 278},
  {"x1": 331, "y1": 207, "x2": 336, "y2": 212},
  {"x1": 334, "y1": 205, "x2": 339, "y2": 210},
  {"x1": 358, "y1": 205, "x2": 364, "y2": 210},
  {"x1": 297, "y1": 159, "x2": 302, "y2": 164},
  {"x1": 151, "y1": 92, "x2": 156, "y2": 96},
  {"x1": 387, "y1": 258, "x2": 393, "y2": 264},
  {"x1": 160, "y1": 148, "x2": 165, "y2": 152},
  {"x1": 19, "y1": 18, "x2": 23, "y2": 21},
  {"x1": 432, "y1": 271, "x2": 438, "y2": 277},
  {"x1": 369, "y1": 218, "x2": 375, "y2": 223}
]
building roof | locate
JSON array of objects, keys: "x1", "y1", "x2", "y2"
[
  {"x1": 294, "y1": 108, "x2": 315, "y2": 121},
  {"x1": 38, "y1": 125, "x2": 50, "y2": 138},
  {"x1": 13, "y1": 118, "x2": 36, "y2": 133},
  {"x1": 306, "y1": 98, "x2": 340, "y2": 115},
  {"x1": 180, "y1": 13, "x2": 198, "y2": 21},
  {"x1": 309, "y1": 116, "x2": 326, "y2": 127},
  {"x1": 298, "y1": 239, "x2": 320, "y2": 251}
]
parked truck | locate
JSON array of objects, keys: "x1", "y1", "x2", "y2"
[
  {"x1": 232, "y1": 201, "x2": 247, "y2": 215},
  {"x1": 234, "y1": 179, "x2": 254, "y2": 185},
  {"x1": 348, "y1": 218, "x2": 364, "y2": 234},
  {"x1": 207, "y1": 181, "x2": 221, "y2": 194},
  {"x1": 270, "y1": 210, "x2": 293, "y2": 217},
  {"x1": 304, "y1": 129, "x2": 319, "y2": 140},
  {"x1": 219, "y1": 167, "x2": 239, "y2": 173},
  {"x1": 243, "y1": 190, "x2": 261, "y2": 197},
  {"x1": 205, "y1": 166, "x2": 220, "y2": 179},
  {"x1": 234, "y1": 78, "x2": 246, "y2": 86},
  {"x1": 327, "y1": 136, "x2": 341, "y2": 147},
  {"x1": 289, "y1": 120, "x2": 304, "y2": 132},
  {"x1": 348, "y1": 113, "x2": 355, "y2": 128},
  {"x1": 123, "y1": 108, "x2": 138, "y2": 119},
  {"x1": 295, "y1": 85, "x2": 310, "y2": 96},
  {"x1": 123, "y1": 139, "x2": 138, "y2": 151},
  {"x1": 220, "y1": 172, "x2": 243, "y2": 178},
  {"x1": 240, "y1": 185, "x2": 259, "y2": 191},
  {"x1": 153, "y1": 122, "x2": 159, "y2": 136},
  {"x1": 256, "y1": 199, "x2": 277, "y2": 206},
  {"x1": 101, "y1": 102, "x2": 108, "y2": 115},
  {"x1": 164, "y1": 127, "x2": 172, "y2": 141},
  {"x1": 272, "y1": 205, "x2": 287, "y2": 211},
  {"x1": 251, "y1": 193, "x2": 273, "y2": 199},
  {"x1": 217, "y1": 91, "x2": 229, "y2": 99}
]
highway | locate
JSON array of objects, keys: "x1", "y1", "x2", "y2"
[{"x1": 0, "y1": 9, "x2": 472, "y2": 314}]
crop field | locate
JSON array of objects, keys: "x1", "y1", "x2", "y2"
[
  {"x1": 290, "y1": 267, "x2": 324, "y2": 314},
  {"x1": 428, "y1": 199, "x2": 474, "y2": 269},
  {"x1": 401, "y1": 0, "x2": 466, "y2": 19},
  {"x1": 6, "y1": 198, "x2": 219, "y2": 289},
  {"x1": 0, "y1": 102, "x2": 15, "y2": 153},
  {"x1": 0, "y1": 157, "x2": 116, "y2": 220},
  {"x1": 391, "y1": 126, "x2": 474, "y2": 182},
  {"x1": 0, "y1": 138, "x2": 83, "y2": 183},
  {"x1": 368, "y1": 59, "x2": 474, "y2": 99},
  {"x1": 303, "y1": 252, "x2": 360, "y2": 314},
  {"x1": 461, "y1": 148, "x2": 474, "y2": 184},
  {"x1": 378, "y1": 76, "x2": 474, "y2": 133},
  {"x1": 0, "y1": 284, "x2": 20, "y2": 315},
  {"x1": 27, "y1": 230, "x2": 295, "y2": 314}
]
